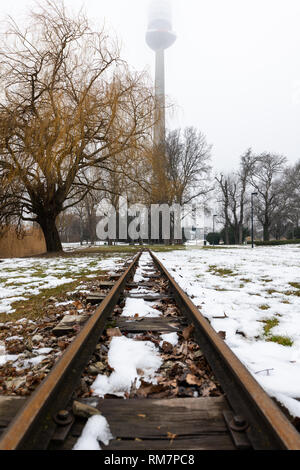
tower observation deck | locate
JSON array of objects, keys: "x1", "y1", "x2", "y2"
[{"x1": 146, "y1": 0, "x2": 176, "y2": 148}]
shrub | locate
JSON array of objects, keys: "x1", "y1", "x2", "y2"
[
  {"x1": 248, "y1": 239, "x2": 300, "y2": 246},
  {"x1": 206, "y1": 232, "x2": 221, "y2": 245}
]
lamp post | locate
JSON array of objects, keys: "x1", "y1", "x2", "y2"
[
  {"x1": 213, "y1": 214, "x2": 217, "y2": 245},
  {"x1": 213, "y1": 215, "x2": 217, "y2": 233},
  {"x1": 203, "y1": 206, "x2": 206, "y2": 246},
  {"x1": 251, "y1": 193, "x2": 258, "y2": 248}
]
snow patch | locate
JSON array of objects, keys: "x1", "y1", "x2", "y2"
[
  {"x1": 122, "y1": 298, "x2": 161, "y2": 318},
  {"x1": 91, "y1": 336, "x2": 162, "y2": 398},
  {"x1": 0, "y1": 255, "x2": 124, "y2": 314},
  {"x1": 156, "y1": 246, "x2": 300, "y2": 418},
  {"x1": 160, "y1": 332, "x2": 179, "y2": 347},
  {"x1": 73, "y1": 415, "x2": 113, "y2": 450}
]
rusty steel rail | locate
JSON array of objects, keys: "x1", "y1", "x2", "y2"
[
  {"x1": 0, "y1": 252, "x2": 141, "y2": 451},
  {"x1": 1, "y1": 249, "x2": 300, "y2": 451},
  {"x1": 149, "y1": 250, "x2": 300, "y2": 451}
]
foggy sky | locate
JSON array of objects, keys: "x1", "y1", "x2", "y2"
[{"x1": 1, "y1": 0, "x2": 300, "y2": 172}]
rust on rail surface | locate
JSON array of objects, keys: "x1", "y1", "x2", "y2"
[
  {"x1": 0, "y1": 252, "x2": 141, "y2": 451},
  {"x1": 149, "y1": 250, "x2": 300, "y2": 451}
]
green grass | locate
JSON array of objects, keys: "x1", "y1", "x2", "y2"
[
  {"x1": 267, "y1": 336, "x2": 293, "y2": 347},
  {"x1": 71, "y1": 244, "x2": 186, "y2": 255},
  {"x1": 4, "y1": 281, "x2": 29, "y2": 288},
  {"x1": 261, "y1": 317, "x2": 279, "y2": 336},
  {"x1": 202, "y1": 246, "x2": 240, "y2": 250},
  {"x1": 149, "y1": 245, "x2": 186, "y2": 252},
  {"x1": 259, "y1": 304, "x2": 271, "y2": 310},
  {"x1": 0, "y1": 267, "x2": 108, "y2": 322},
  {"x1": 0, "y1": 272, "x2": 103, "y2": 323},
  {"x1": 265, "y1": 284, "x2": 300, "y2": 297},
  {"x1": 0, "y1": 251, "x2": 136, "y2": 322},
  {"x1": 0, "y1": 281, "x2": 77, "y2": 323},
  {"x1": 260, "y1": 317, "x2": 293, "y2": 347},
  {"x1": 250, "y1": 239, "x2": 300, "y2": 246},
  {"x1": 208, "y1": 265, "x2": 237, "y2": 277},
  {"x1": 2, "y1": 282, "x2": 73, "y2": 322}
]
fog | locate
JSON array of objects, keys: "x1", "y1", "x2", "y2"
[{"x1": 1, "y1": 0, "x2": 300, "y2": 171}]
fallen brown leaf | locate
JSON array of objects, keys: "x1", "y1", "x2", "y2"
[
  {"x1": 73, "y1": 301, "x2": 84, "y2": 309},
  {"x1": 186, "y1": 374, "x2": 203, "y2": 386},
  {"x1": 137, "y1": 381, "x2": 166, "y2": 398},
  {"x1": 182, "y1": 325, "x2": 194, "y2": 340},
  {"x1": 106, "y1": 328, "x2": 122, "y2": 338},
  {"x1": 161, "y1": 341, "x2": 173, "y2": 353},
  {"x1": 199, "y1": 380, "x2": 217, "y2": 397},
  {"x1": 218, "y1": 331, "x2": 226, "y2": 340}
]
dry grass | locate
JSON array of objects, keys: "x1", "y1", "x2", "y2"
[{"x1": 0, "y1": 226, "x2": 46, "y2": 258}]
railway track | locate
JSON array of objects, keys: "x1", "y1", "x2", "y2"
[{"x1": 0, "y1": 249, "x2": 300, "y2": 451}]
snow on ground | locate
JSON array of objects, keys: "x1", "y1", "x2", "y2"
[
  {"x1": 75, "y1": 251, "x2": 163, "y2": 449},
  {"x1": 73, "y1": 415, "x2": 113, "y2": 451},
  {"x1": 122, "y1": 298, "x2": 161, "y2": 318},
  {"x1": 122, "y1": 252, "x2": 161, "y2": 318},
  {"x1": 91, "y1": 335, "x2": 162, "y2": 398},
  {"x1": 133, "y1": 251, "x2": 153, "y2": 283},
  {"x1": 91, "y1": 252, "x2": 163, "y2": 399},
  {"x1": 160, "y1": 332, "x2": 179, "y2": 347},
  {"x1": 156, "y1": 245, "x2": 300, "y2": 417},
  {"x1": 0, "y1": 340, "x2": 53, "y2": 369},
  {"x1": 0, "y1": 255, "x2": 123, "y2": 314}
]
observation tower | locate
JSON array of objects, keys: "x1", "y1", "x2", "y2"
[{"x1": 146, "y1": 0, "x2": 176, "y2": 147}]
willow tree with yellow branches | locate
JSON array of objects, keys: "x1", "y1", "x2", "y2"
[{"x1": 0, "y1": 0, "x2": 155, "y2": 252}]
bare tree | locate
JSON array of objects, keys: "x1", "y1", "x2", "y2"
[
  {"x1": 215, "y1": 150, "x2": 259, "y2": 244},
  {"x1": 215, "y1": 174, "x2": 230, "y2": 245},
  {"x1": 249, "y1": 153, "x2": 287, "y2": 241},
  {"x1": 236, "y1": 150, "x2": 256, "y2": 243},
  {"x1": 225, "y1": 150, "x2": 256, "y2": 244},
  {"x1": 165, "y1": 127, "x2": 212, "y2": 205},
  {"x1": 0, "y1": 1, "x2": 155, "y2": 252},
  {"x1": 283, "y1": 160, "x2": 300, "y2": 233}
]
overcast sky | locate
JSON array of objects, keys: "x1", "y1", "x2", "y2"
[{"x1": 2, "y1": 0, "x2": 300, "y2": 172}]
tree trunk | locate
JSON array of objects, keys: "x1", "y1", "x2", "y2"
[
  {"x1": 234, "y1": 226, "x2": 239, "y2": 244},
  {"x1": 238, "y1": 224, "x2": 243, "y2": 245},
  {"x1": 263, "y1": 224, "x2": 270, "y2": 241},
  {"x1": 38, "y1": 216, "x2": 63, "y2": 252},
  {"x1": 225, "y1": 223, "x2": 230, "y2": 245}
]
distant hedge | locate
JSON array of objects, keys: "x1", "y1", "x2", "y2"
[
  {"x1": 248, "y1": 239, "x2": 300, "y2": 246},
  {"x1": 206, "y1": 232, "x2": 221, "y2": 245}
]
